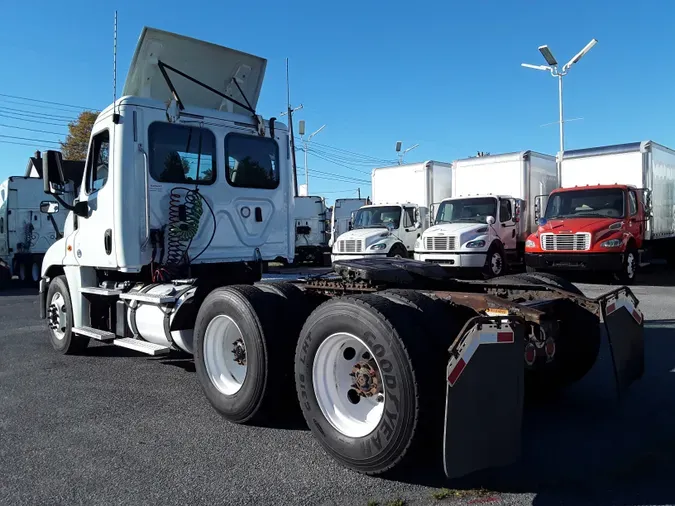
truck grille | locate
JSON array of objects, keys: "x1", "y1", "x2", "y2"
[
  {"x1": 337, "y1": 239, "x2": 362, "y2": 253},
  {"x1": 425, "y1": 236, "x2": 456, "y2": 251},
  {"x1": 540, "y1": 233, "x2": 591, "y2": 251}
]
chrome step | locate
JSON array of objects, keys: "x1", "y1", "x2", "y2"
[
  {"x1": 112, "y1": 338, "x2": 170, "y2": 355},
  {"x1": 73, "y1": 326, "x2": 115, "y2": 342},
  {"x1": 81, "y1": 287, "x2": 123, "y2": 297},
  {"x1": 119, "y1": 292, "x2": 176, "y2": 304}
]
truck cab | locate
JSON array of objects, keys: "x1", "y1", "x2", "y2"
[
  {"x1": 414, "y1": 194, "x2": 522, "y2": 277},
  {"x1": 525, "y1": 184, "x2": 648, "y2": 283},
  {"x1": 331, "y1": 203, "x2": 421, "y2": 262}
]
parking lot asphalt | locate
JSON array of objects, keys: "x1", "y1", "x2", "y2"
[{"x1": 1, "y1": 268, "x2": 675, "y2": 506}]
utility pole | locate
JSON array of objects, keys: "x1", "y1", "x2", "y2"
[
  {"x1": 522, "y1": 39, "x2": 598, "y2": 182},
  {"x1": 357, "y1": 188, "x2": 361, "y2": 199},
  {"x1": 279, "y1": 58, "x2": 303, "y2": 196}
]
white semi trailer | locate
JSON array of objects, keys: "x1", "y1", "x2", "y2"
[
  {"x1": 37, "y1": 27, "x2": 645, "y2": 481},
  {"x1": 0, "y1": 171, "x2": 80, "y2": 285},
  {"x1": 331, "y1": 161, "x2": 453, "y2": 263},
  {"x1": 414, "y1": 151, "x2": 557, "y2": 277},
  {"x1": 293, "y1": 195, "x2": 330, "y2": 265}
]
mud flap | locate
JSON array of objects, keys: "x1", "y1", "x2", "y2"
[
  {"x1": 600, "y1": 288, "x2": 645, "y2": 396},
  {"x1": 443, "y1": 316, "x2": 525, "y2": 479}
]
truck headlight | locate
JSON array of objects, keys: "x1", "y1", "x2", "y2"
[
  {"x1": 525, "y1": 239, "x2": 536, "y2": 248},
  {"x1": 601, "y1": 239, "x2": 622, "y2": 248},
  {"x1": 370, "y1": 242, "x2": 387, "y2": 250},
  {"x1": 466, "y1": 239, "x2": 486, "y2": 248}
]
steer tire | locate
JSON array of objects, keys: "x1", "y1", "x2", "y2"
[
  {"x1": 46, "y1": 275, "x2": 90, "y2": 354},
  {"x1": 295, "y1": 294, "x2": 439, "y2": 476},
  {"x1": 387, "y1": 243, "x2": 408, "y2": 258},
  {"x1": 193, "y1": 284, "x2": 286, "y2": 425}
]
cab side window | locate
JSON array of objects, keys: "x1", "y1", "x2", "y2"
[
  {"x1": 628, "y1": 191, "x2": 638, "y2": 216},
  {"x1": 403, "y1": 207, "x2": 415, "y2": 228},
  {"x1": 85, "y1": 130, "x2": 110, "y2": 194},
  {"x1": 500, "y1": 199, "x2": 512, "y2": 222}
]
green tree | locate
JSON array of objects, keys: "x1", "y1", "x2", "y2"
[{"x1": 60, "y1": 111, "x2": 99, "y2": 161}]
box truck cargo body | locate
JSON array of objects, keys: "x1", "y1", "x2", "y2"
[
  {"x1": 331, "y1": 161, "x2": 452, "y2": 262},
  {"x1": 414, "y1": 151, "x2": 557, "y2": 277}
]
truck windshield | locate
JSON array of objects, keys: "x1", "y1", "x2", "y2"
[
  {"x1": 545, "y1": 188, "x2": 625, "y2": 219},
  {"x1": 435, "y1": 198, "x2": 497, "y2": 224},
  {"x1": 352, "y1": 206, "x2": 401, "y2": 229}
]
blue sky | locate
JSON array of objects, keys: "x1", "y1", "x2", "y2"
[{"x1": 1, "y1": 0, "x2": 673, "y2": 204}]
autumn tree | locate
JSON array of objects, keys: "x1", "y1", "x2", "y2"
[{"x1": 60, "y1": 111, "x2": 99, "y2": 161}]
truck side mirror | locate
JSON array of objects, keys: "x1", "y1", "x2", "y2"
[
  {"x1": 43, "y1": 150, "x2": 66, "y2": 196},
  {"x1": 486, "y1": 216, "x2": 496, "y2": 225},
  {"x1": 40, "y1": 201, "x2": 59, "y2": 214},
  {"x1": 533, "y1": 196, "x2": 541, "y2": 222},
  {"x1": 42, "y1": 149, "x2": 89, "y2": 218}
]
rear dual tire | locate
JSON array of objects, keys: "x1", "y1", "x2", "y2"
[
  {"x1": 295, "y1": 294, "x2": 451, "y2": 475},
  {"x1": 193, "y1": 282, "x2": 311, "y2": 425}
]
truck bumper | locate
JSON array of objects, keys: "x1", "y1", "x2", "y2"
[
  {"x1": 525, "y1": 252, "x2": 624, "y2": 271},
  {"x1": 414, "y1": 252, "x2": 487, "y2": 268},
  {"x1": 331, "y1": 253, "x2": 388, "y2": 263}
]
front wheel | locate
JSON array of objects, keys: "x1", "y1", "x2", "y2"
[
  {"x1": 615, "y1": 248, "x2": 638, "y2": 285},
  {"x1": 483, "y1": 246, "x2": 506, "y2": 278},
  {"x1": 387, "y1": 243, "x2": 408, "y2": 258},
  {"x1": 46, "y1": 275, "x2": 89, "y2": 354}
]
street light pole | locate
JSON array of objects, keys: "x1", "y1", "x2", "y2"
[
  {"x1": 522, "y1": 38, "x2": 597, "y2": 182},
  {"x1": 298, "y1": 122, "x2": 326, "y2": 195}
]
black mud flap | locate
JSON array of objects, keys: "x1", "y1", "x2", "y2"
[
  {"x1": 600, "y1": 288, "x2": 645, "y2": 396},
  {"x1": 443, "y1": 316, "x2": 525, "y2": 479}
]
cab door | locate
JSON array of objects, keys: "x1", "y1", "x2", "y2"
[
  {"x1": 498, "y1": 198, "x2": 517, "y2": 252},
  {"x1": 626, "y1": 189, "x2": 643, "y2": 248},
  {"x1": 401, "y1": 206, "x2": 420, "y2": 251},
  {"x1": 72, "y1": 122, "x2": 117, "y2": 268}
]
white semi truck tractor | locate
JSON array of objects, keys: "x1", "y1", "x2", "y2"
[{"x1": 38, "y1": 27, "x2": 645, "y2": 480}]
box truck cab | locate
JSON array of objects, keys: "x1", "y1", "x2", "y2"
[
  {"x1": 414, "y1": 194, "x2": 522, "y2": 277},
  {"x1": 525, "y1": 184, "x2": 647, "y2": 282},
  {"x1": 525, "y1": 141, "x2": 675, "y2": 283},
  {"x1": 331, "y1": 161, "x2": 452, "y2": 262},
  {"x1": 413, "y1": 151, "x2": 557, "y2": 277},
  {"x1": 331, "y1": 203, "x2": 421, "y2": 261}
]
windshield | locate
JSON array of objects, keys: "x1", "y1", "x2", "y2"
[
  {"x1": 544, "y1": 189, "x2": 625, "y2": 219},
  {"x1": 352, "y1": 206, "x2": 401, "y2": 229},
  {"x1": 435, "y1": 197, "x2": 497, "y2": 224}
]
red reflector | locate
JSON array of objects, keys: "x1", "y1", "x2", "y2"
[
  {"x1": 497, "y1": 332, "x2": 514, "y2": 343},
  {"x1": 632, "y1": 309, "x2": 643, "y2": 324},
  {"x1": 448, "y1": 358, "x2": 467, "y2": 386},
  {"x1": 606, "y1": 302, "x2": 616, "y2": 314}
]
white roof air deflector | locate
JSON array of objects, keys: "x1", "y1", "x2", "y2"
[{"x1": 123, "y1": 27, "x2": 267, "y2": 116}]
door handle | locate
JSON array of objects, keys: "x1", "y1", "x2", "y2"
[
  {"x1": 255, "y1": 207, "x2": 263, "y2": 222},
  {"x1": 104, "y1": 229, "x2": 112, "y2": 255}
]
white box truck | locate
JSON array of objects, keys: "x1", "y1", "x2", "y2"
[
  {"x1": 525, "y1": 141, "x2": 675, "y2": 282},
  {"x1": 0, "y1": 175, "x2": 78, "y2": 285},
  {"x1": 293, "y1": 195, "x2": 330, "y2": 265},
  {"x1": 414, "y1": 151, "x2": 557, "y2": 277},
  {"x1": 331, "y1": 161, "x2": 453, "y2": 262},
  {"x1": 328, "y1": 197, "x2": 368, "y2": 247}
]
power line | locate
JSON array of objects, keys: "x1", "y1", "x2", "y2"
[
  {"x1": 301, "y1": 138, "x2": 395, "y2": 164},
  {"x1": 0, "y1": 112, "x2": 71, "y2": 127},
  {"x1": 0, "y1": 123, "x2": 66, "y2": 136},
  {"x1": 0, "y1": 92, "x2": 96, "y2": 111},
  {"x1": 0, "y1": 97, "x2": 90, "y2": 114},
  {"x1": 0, "y1": 106, "x2": 78, "y2": 121},
  {"x1": 0, "y1": 134, "x2": 61, "y2": 144}
]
